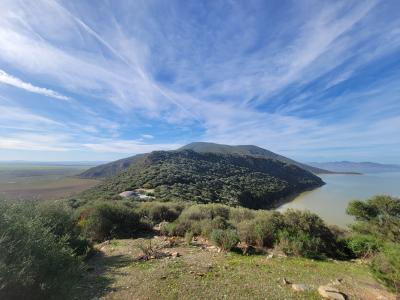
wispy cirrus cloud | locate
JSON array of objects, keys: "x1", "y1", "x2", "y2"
[
  {"x1": 0, "y1": 69, "x2": 70, "y2": 101},
  {"x1": 0, "y1": 0, "x2": 399, "y2": 162}
]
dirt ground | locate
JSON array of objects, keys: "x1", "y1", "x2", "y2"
[{"x1": 78, "y1": 236, "x2": 397, "y2": 300}]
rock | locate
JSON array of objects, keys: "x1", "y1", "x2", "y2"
[
  {"x1": 119, "y1": 191, "x2": 137, "y2": 198},
  {"x1": 318, "y1": 285, "x2": 347, "y2": 300},
  {"x1": 332, "y1": 278, "x2": 344, "y2": 285},
  {"x1": 291, "y1": 283, "x2": 311, "y2": 292},
  {"x1": 171, "y1": 252, "x2": 180, "y2": 258}
]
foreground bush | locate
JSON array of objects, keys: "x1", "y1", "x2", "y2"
[
  {"x1": 278, "y1": 210, "x2": 341, "y2": 258},
  {"x1": 38, "y1": 202, "x2": 92, "y2": 256},
  {"x1": 347, "y1": 195, "x2": 400, "y2": 243},
  {"x1": 211, "y1": 229, "x2": 240, "y2": 251},
  {"x1": 370, "y1": 243, "x2": 400, "y2": 292},
  {"x1": 137, "y1": 201, "x2": 186, "y2": 224},
  {"x1": 0, "y1": 202, "x2": 82, "y2": 300},
  {"x1": 346, "y1": 234, "x2": 380, "y2": 258},
  {"x1": 237, "y1": 211, "x2": 282, "y2": 247},
  {"x1": 347, "y1": 195, "x2": 400, "y2": 291},
  {"x1": 80, "y1": 202, "x2": 150, "y2": 241}
]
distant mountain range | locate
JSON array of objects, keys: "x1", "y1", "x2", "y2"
[
  {"x1": 308, "y1": 161, "x2": 400, "y2": 174},
  {"x1": 79, "y1": 142, "x2": 325, "y2": 209},
  {"x1": 81, "y1": 142, "x2": 332, "y2": 178}
]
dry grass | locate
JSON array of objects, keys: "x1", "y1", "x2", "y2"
[{"x1": 78, "y1": 237, "x2": 396, "y2": 300}]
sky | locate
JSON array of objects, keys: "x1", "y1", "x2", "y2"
[{"x1": 0, "y1": 0, "x2": 399, "y2": 163}]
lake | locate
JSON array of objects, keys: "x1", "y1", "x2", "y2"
[{"x1": 278, "y1": 172, "x2": 400, "y2": 227}]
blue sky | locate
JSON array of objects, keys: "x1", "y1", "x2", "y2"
[{"x1": 0, "y1": 0, "x2": 399, "y2": 163}]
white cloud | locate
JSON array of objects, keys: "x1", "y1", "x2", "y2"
[
  {"x1": 0, "y1": 104, "x2": 62, "y2": 129},
  {"x1": 141, "y1": 134, "x2": 154, "y2": 139},
  {"x1": 0, "y1": 133, "x2": 70, "y2": 152},
  {"x1": 0, "y1": 69, "x2": 70, "y2": 100},
  {"x1": 0, "y1": 0, "x2": 399, "y2": 162},
  {"x1": 83, "y1": 140, "x2": 180, "y2": 153}
]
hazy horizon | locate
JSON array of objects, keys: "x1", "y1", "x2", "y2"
[{"x1": 0, "y1": 1, "x2": 399, "y2": 163}]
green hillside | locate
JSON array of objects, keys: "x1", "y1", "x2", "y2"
[
  {"x1": 81, "y1": 150, "x2": 324, "y2": 209},
  {"x1": 180, "y1": 142, "x2": 332, "y2": 174},
  {"x1": 80, "y1": 142, "x2": 331, "y2": 179}
]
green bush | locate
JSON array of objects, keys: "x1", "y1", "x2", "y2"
[
  {"x1": 178, "y1": 204, "x2": 230, "y2": 222},
  {"x1": 346, "y1": 196, "x2": 400, "y2": 291},
  {"x1": 0, "y1": 202, "x2": 82, "y2": 300},
  {"x1": 159, "y1": 222, "x2": 177, "y2": 236},
  {"x1": 346, "y1": 234, "x2": 380, "y2": 258},
  {"x1": 237, "y1": 211, "x2": 283, "y2": 247},
  {"x1": 347, "y1": 195, "x2": 400, "y2": 243},
  {"x1": 277, "y1": 230, "x2": 326, "y2": 258},
  {"x1": 138, "y1": 202, "x2": 185, "y2": 224},
  {"x1": 228, "y1": 207, "x2": 255, "y2": 223},
  {"x1": 370, "y1": 243, "x2": 400, "y2": 292},
  {"x1": 211, "y1": 229, "x2": 240, "y2": 251},
  {"x1": 185, "y1": 231, "x2": 194, "y2": 245},
  {"x1": 38, "y1": 202, "x2": 92, "y2": 256},
  {"x1": 164, "y1": 204, "x2": 232, "y2": 237},
  {"x1": 80, "y1": 203, "x2": 148, "y2": 241},
  {"x1": 277, "y1": 210, "x2": 339, "y2": 258}
]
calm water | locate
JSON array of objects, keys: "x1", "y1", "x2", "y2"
[{"x1": 278, "y1": 172, "x2": 400, "y2": 227}]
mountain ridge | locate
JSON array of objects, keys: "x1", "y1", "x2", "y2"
[
  {"x1": 80, "y1": 142, "x2": 332, "y2": 178},
  {"x1": 80, "y1": 149, "x2": 324, "y2": 209},
  {"x1": 308, "y1": 161, "x2": 400, "y2": 174}
]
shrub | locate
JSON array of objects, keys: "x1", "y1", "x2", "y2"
[
  {"x1": 138, "y1": 202, "x2": 185, "y2": 224},
  {"x1": 347, "y1": 195, "x2": 400, "y2": 243},
  {"x1": 211, "y1": 229, "x2": 239, "y2": 251},
  {"x1": 237, "y1": 219, "x2": 258, "y2": 245},
  {"x1": 178, "y1": 204, "x2": 230, "y2": 222},
  {"x1": 0, "y1": 202, "x2": 82, "y2": 300},
  {"x1": 370, "y1": 243, "x2": 400, "y2": 293},
  {"x1": 165, "y1": 204, "x2": 232, "y2": 237},
  {"x1": 346, "y1": 234, "x2": 380, "y2": 258},
  {"x1": 277, "y1": 230, "x2": 325, "y2": 258},
  {"x1": 346, "y1": 195, "x2": 400, "y2": 290},
  {"x1": 278, "y1": 210, "x2": 339, "y2": 258},
  {"x1": 37, "y1": 202, "x2": 92, "y2": 256},
  {"x1": 80, "y1": 203, "x2": 147, "y2": 241},
  {"x1": 229, "y1": 207, "x2": 255, "y2": 224},
  {"x1": 136, "y1": 239, "x2": 165, "y2": 259},
  {"x1": 236, "y1": 212, "x2": 282, "y2": 247},
  {"x1": 185, "y1": 231, "x2": 194, "y2": 245},
  {"x1": 159, "y1": 222, "x2": 177, "y2": 236}
]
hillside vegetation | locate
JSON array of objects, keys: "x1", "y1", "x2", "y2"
[
  {"x1": 1, "y1": 195, "x2": 399, "y2": 299},
  {"x1": 80, "y1": 142, "x2": 332, "y2": 179},
  {"x1": 80, "y1": 150, "x2": 324, "y2": 209}
]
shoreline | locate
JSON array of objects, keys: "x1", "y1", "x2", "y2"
[{"x1": 271, "y1": 181, "x2": 325, "y2": 210}]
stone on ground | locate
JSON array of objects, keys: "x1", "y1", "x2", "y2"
[{"x1": 318, "y1": 285, "x2": 347, "y2": 300}]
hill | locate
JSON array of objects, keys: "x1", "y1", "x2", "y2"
[
  {"x1": 308, "y1": 161, "x2": 400, "y2": 174},
  {"x1": 179, "y1": 142, "x2": 332, "y2": 174},
  {"x1": 80, "y1": 142, "x2": 331, "y2": 179},
  {"x1": 81, "y1": 150, "x2": 323, "y2": 209},
  {"x1": 80, "y1": 154, "x2": 146, "y2": 178}
]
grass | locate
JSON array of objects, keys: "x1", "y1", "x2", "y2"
[{"x1": 80, "y1": 237, "x2": 396, "y2": 300}]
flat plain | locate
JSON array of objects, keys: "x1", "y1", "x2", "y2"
[{"x1": 0, "y1": 163, "x2": 100, "y2": 201}]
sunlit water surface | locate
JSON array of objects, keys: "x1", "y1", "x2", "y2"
[{"x1": 278, "y1": 172, "x2": 400, "y2": 227}]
